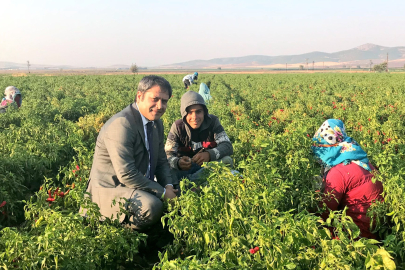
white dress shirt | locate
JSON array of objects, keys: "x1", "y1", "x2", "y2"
[
  {"x1": 135, "y1": 103, "x2": 153, "y2": 179},
  {"x1": 135, "y1": 103, "x2": 172, "y2": 195}
]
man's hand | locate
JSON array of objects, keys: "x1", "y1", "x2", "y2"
[
  {"x1": 164, "y1": 185, "x2": 178, "y2": 200},
  {"x1": 178, "y1": 156, "x2": 192, "y2": 171},
  {"x1": 191, "y1": 152, "x2": 210, "y2": 166}
]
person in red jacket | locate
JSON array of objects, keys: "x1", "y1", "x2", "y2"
[{"x1": 312, "y1": 119, "x2": 383, "y2": 239}]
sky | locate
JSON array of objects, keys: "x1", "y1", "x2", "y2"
[{"x1": 1, "y1": 0, "x2": 405, "y2": 67}]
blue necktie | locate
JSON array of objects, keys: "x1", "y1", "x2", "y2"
[{"x1": 146, "y1": 122, "x2": 154, "y2": 180}]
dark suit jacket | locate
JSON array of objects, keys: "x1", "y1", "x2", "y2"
[{"x1": 84, "y1": 103, "x2": 173, "y2": 222}]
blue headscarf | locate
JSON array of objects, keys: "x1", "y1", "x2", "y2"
[
  {"x1": 311, "y1": 119, "x2": 371, "y2": 172},
  {"x1": 198, "y1": 83, "x2": 212, "y2": 103}
]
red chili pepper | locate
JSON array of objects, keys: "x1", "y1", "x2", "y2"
[
  {"x1": 0, "y1": 201, "x2": 6, "y2": 208},
  {"x1": 249, "y1": 248, "x2": 255, "y2": 254},
  {"x1": 46, "y1": 198, "x2": 55, "y2": 202},
  {"x1": 76, "y1": 165, "x2": 80, "y2": 170},
  {"x1": 254, "y1": 246, "x2": 260, "y2": 252}
]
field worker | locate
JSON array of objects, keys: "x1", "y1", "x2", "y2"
[
  {"x1": 312, "y1": 119, "x2": 383, "y2": 239},
  {"x1": 0, "y1": 86, "x2": 22, "y2": 113},
  {"x1": 182, "y1": 72, "x2": 198, "y2": 89},
  {"x1": 165, "y1": 91, "x2": 233, "y2": 190},
  {"x1": 81, "y1": 75, "x2": 177, "y2": 231},
  {"x1": 198, "y1": 83, "x2": 212, "y2": 103}
]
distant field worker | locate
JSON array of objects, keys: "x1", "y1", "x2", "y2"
[
  {"x1": 198, "y1": 83, "x2": 212, "y2": 103},
  {"x1": 0, "y1": 86, "x2": 22, "y2": 113},
  {"x1": 182, "y1": 72, "x2": 198, "y2": 89},
  {"x1": 312, "y1": 119, "x2": 383, "y2": 239}
]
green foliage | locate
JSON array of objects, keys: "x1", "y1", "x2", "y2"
[
  {"x1": 373, "y1": 62, "x2": 388, "y2": 73},
  {"x1": 0, "y1": 73, "x2": 404, "y2": 269},
  {"x1": 130, "y1": 64, "x2": 138, "y2": 74}
]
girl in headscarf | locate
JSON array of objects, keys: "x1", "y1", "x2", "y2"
[
  {"x1": 198, "y1": 83, "x2": 212, "y2": 103},
  {"x1": 1, "y1": 86, "x2": 22, "y2": 113},
  {"x1": 312, "y1": 119, "x2": 383, "y2": 239}
]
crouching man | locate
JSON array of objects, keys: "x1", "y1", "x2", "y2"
[
  {"x1": 165, "y1": 91, "x2": 233, "y2": 190},
  {"x1": 81, "y1": 75, "x2": 177, "y2": 231}
]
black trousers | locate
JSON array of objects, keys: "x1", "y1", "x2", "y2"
[{"x1": 183, "y1": 79, "x2": 191, "y2": 89}]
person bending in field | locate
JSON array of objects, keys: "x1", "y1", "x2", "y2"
[
  {"x1": 182, "y1": 72, "x2": 198, "y2": 89},
  {"x1": 165, "y1": 91, "x2": 233, "y2": 190},
  {"x1": 0, "y1": 86, "x2": 22, "y2": 113},
  {"x1": 312, "y1": 119, "x2": 383, "y2": 239},
  {"x1": 198, "y1": 82, "x2": 212, "y2": 103}
]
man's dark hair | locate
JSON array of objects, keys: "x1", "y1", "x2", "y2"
[{"x1": 136, "y1": 75, "x2": 172, "y2": 101}]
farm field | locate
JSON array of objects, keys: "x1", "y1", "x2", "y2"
[{"x1": 0, "y1": 73, "x2": 404, "y2": 269}]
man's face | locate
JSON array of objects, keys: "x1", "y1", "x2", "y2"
[
  {"x1": 136, "y1": 85, "x2": 169, "y2": 121},
  {"x1": 186, "y1": 104, "x2": 205, "y2": 129}
]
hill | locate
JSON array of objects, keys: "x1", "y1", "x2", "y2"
[{"x1": 160, "y1": 43, "x2": 405, "y2": 69}]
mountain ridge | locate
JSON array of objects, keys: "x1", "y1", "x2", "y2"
[
  {"x1": 2, "y1": 44, "x2": 405, "y2": 70},
  {"x1": 161, "y1": 43, "x2": 405, "y2": 69}
]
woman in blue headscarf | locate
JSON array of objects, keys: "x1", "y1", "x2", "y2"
[
  {"x1": 198, "y1": 83, "x2": 212, "y2": 103},
  {"x1": 312, "y1": 119, "x2": 383, "y2": 239}
]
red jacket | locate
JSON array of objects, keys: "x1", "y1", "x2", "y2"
[{"x1": 321, "y1": 162, "x2": 383, "y2": 239}]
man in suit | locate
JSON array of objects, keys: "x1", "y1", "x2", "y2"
[{"x1": 83, "y1": 75, "x2": 177, "y2": 230}]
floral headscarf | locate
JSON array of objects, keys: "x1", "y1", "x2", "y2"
[
  {"x1": 311, "y1": 119, "x2": 371, "y2": 172},
  {"x1": 4, "y1": 86, "x2": 20, "y2": 100},
  {"x1": 3, "y1": 86, "x2": 22, "y2": 107}
]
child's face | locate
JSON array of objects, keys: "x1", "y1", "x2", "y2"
[{"x1": 186, "y1": 104, "x2": 204, "y2": 129}]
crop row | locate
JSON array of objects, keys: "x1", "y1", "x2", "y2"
[{"x1": 0, "y1": 73, "x2": 404, "y2": 269}]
